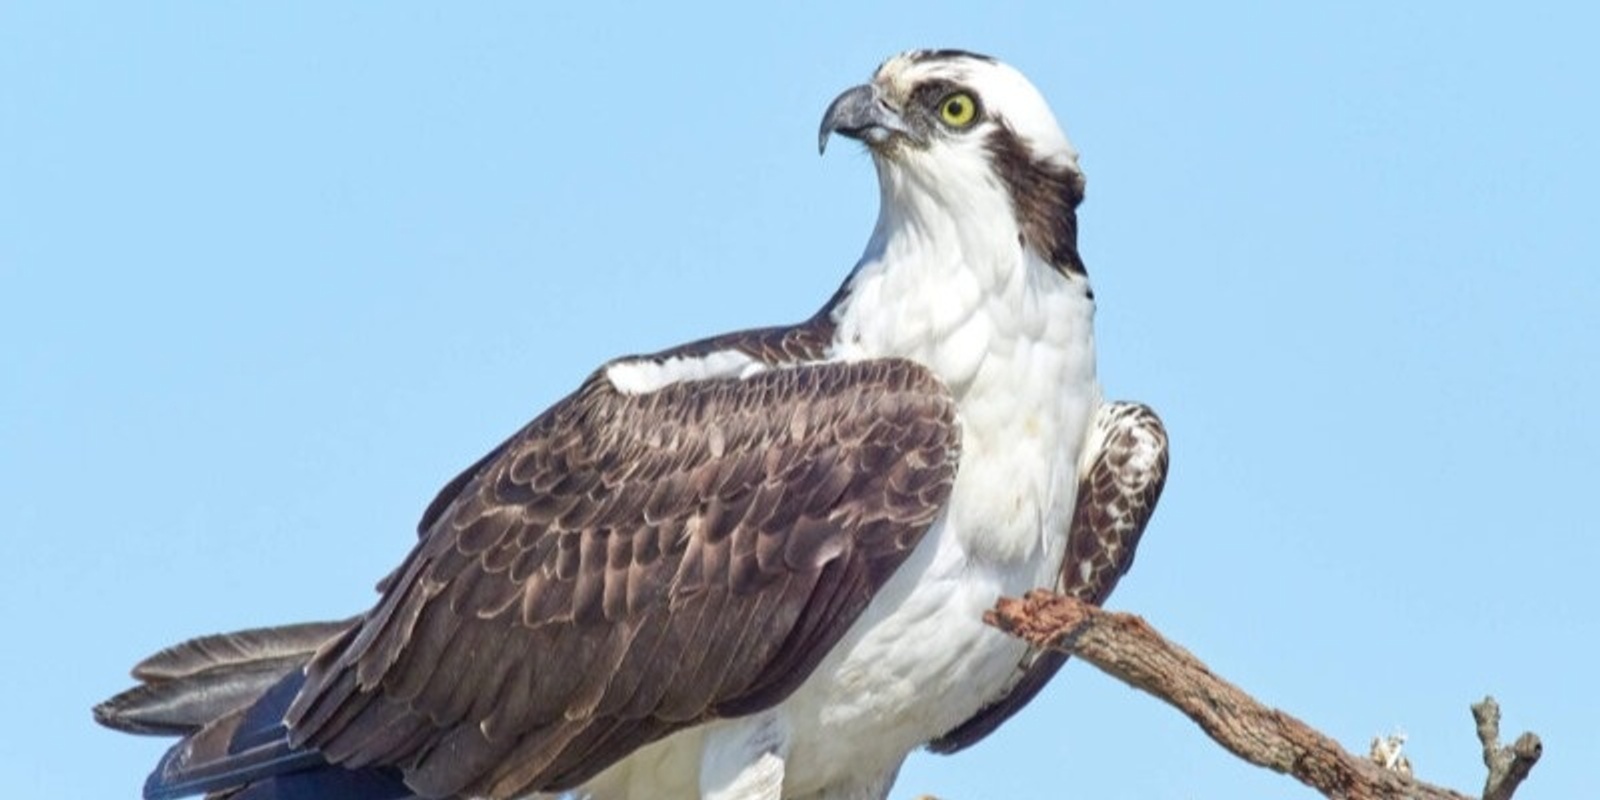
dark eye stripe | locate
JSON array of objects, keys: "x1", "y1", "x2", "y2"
[{"x1": 910, "y1": 80, "x2": 960, "y2": 112}]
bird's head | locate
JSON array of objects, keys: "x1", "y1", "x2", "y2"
[{"x1": 820, "y1": 50, "x2": 1088, "y2": 277}]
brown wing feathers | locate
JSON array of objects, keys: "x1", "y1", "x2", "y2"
[
  {"x1": 1059, "y1": 402, "x2": 1169, "y2": 605},
  {"x1": 284, "y1": 358, "x2": 960, "y2": 799}
]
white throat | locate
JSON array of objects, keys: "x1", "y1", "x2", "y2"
[
  {"x1": 830, "y1": 155, "x2": 1096, "y2": 399},
  {"x1": 829, "y1": 154, "x2": 1101, "y2": 566}
]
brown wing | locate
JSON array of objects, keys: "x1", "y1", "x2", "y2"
[
  {"x1": 285, "y1": 358, "x2": 960, "y2": 799},
  {"x1": 928, "y1": 401, "x2": 1167, "y2": 753}
]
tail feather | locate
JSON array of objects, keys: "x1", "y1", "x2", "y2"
[
  {"x1": 220, "y1": 765, "x2": 413, "y2": 800},
  {"x1": 133, "y1": 621, "x2": 352, "y2": 681},
  {"x1": 143, "y1": 671, "x2": 318, "y2": 799},
  {"x1": 98, "y1": 621, "x2": 411, "y2": 800},
  {"x1": 96, "y1": 620, "x2": 354, "y2": 736}
]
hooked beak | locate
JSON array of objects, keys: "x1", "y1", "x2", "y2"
[{"x1": 818, "y1": 83, "x2": 915, "y2": 154}]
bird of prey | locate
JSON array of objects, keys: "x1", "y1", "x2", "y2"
[{"x1": 96, "y1": 49, "x2": 1169, "y2": 800}]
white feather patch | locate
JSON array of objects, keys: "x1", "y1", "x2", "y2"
[
  {"x1": 604, "y1": 350, "x2": 764, "y2": 395},
  {"x1": 700, "y1": 712, "x2": 790, "y2": 800}
]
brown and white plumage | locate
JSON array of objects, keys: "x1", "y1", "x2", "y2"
[
  {"x1": 930, "y1": 402, "x2": 1168, "y2": 752},
  {"x1": 96, "y1": 49, "x2": 1169, "y2": 800}
]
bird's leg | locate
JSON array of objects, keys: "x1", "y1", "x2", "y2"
[
  {"x1": 699, "y1": 711, "x2": 791, "y2": 800},
  {"x1": 796, "y1": 758, "x2": 903, "y2": 800}
]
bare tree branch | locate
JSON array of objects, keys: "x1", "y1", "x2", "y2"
[
  {"x1": 982, "y1": 590, "x2": 1542, "y2": 800},
  {"x1": 1473, "y1": 697, "x2": 1541, "y2": 800}
]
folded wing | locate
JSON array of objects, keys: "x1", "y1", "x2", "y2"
[{"x1": 281, "y1": 358, "x2": 961, "y2": 799}]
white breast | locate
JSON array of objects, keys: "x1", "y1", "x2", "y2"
[{"x1": 768, "y1": 238, "x2": 1100, "y2": 792}]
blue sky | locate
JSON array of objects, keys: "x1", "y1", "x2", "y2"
[{"x1": 3, "y1": 3, "x2": 1596, "y2": 798}]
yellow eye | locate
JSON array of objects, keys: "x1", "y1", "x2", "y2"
[{"x1": 939, "y1": 92, "x2": 978, "y2": 127}]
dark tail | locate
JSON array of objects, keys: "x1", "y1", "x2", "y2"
[{"x1": 96, "y1": 621, "x2": 413, "y2": 800}]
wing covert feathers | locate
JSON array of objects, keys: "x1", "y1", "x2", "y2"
[
  {"x1": 1057, "y1": 401, "x2": 1169, "y2": 605},
  {"x1": 286, "y1": 358, "x2": 960, "y2": 799}
]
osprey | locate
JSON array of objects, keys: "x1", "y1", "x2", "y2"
[{"x1": 96, "y1": 50, "x2": 1168, "y2": 800}]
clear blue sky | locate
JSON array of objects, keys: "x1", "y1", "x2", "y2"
[{"x1": 4, "y1": 3, "x2": 1596, "y2": 798}]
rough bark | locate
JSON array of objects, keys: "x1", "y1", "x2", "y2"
[{"x1": 974, "y1": 590, "x2": 1541, "y2": 800}]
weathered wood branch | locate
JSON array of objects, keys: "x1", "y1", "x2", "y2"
[
  {"x1": 983, "y1": 590, "x2": 1541, "y2": 800},
  {"x1": 1472, "y1": 697, "x2": 1541, "y2": 800}
]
